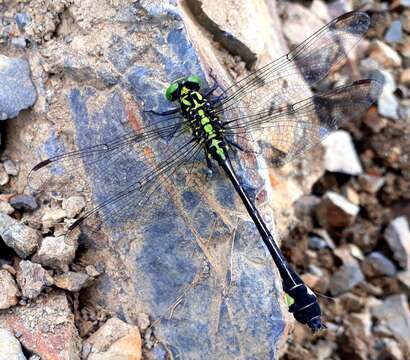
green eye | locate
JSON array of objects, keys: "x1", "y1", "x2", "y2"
[
  {"x1": 186, "y1": 75, "x2": 201, "y2": 87},
  {"x1": 165, "y1": 82, "x2": 179, "y2": 101}
]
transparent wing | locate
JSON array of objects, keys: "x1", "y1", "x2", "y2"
[
  {"x1": 28, "y1": 116, "x2": 187, "y2": 192},
  {"x1": 65, "y1": 138, "x2": 204, "y2": 241},
  {"x1": 27, "y1": 113, "x2": 207, "y2": 240},
  {"x1": 222, "y1": 79, "x2": 382, "y2": 167},
  {"x1": 214, "y1": 11, "x2": 370, "y2": 116}
]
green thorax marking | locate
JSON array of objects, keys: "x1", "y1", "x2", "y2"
[
  {"x1": 179, "y1": 87, "x2": 226, "y2": 161},
  {"x1": 180, "y1": 88, "x2": 205, "y2": 111}
]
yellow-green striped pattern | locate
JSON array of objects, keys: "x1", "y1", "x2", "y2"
[{"x1": 180, "y1": 87, "x2": 226, "y2": 161}]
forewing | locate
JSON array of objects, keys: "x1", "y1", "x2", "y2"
[
  {"x1": 27, "y1": 113, "x2": 204, "y2": 240},
  {"x1": 215, "y1": 12, "x2": 370, "y2": 116},
  {"x1": 223, "y1": 79, "x2": 382, "y2": 167},
  {"x1": 28, "y1": 117, "x2": 186, "y2": 193},
  {"x1": 65, "y1": 138, "x2": 204, "y2": 242}
]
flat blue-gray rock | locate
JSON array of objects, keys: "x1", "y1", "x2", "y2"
[{"x1": 0, "y1": 55, "x2": 37, "y2": 120}]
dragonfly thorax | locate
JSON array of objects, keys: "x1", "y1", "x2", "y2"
[{"x1": 179, "y1": 87, "x2": 227, "y2": 162}]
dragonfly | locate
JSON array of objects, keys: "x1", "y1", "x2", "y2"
[{"x1": 28, "y1": 11, "x2": 382, "y2": 332}]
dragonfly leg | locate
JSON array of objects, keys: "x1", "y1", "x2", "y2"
[
  {"x1": 228, "y1": 140, "x2": 244, "y2": 152},
  {"x1": 205, "y1": 152, "x2": 214, "y2": 177},
  {"x1": 204, "y1": 70, "x2": 225, "y2": 97},
  {"x1": 143, "y1": 108, "x2": 180, "y2": 116}
]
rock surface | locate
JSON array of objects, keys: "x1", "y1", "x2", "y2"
[
  {"x1": 62, "y1": 196, "x2": 86, "y2": 219},
  {"x1": 372, "y1": 294, "x2": 410, "y2": 351},
  {"x1": 54, "y1": 271, "x2": 92, "y2": 292},
  {"x1": 315, "y1": 191, "x2": 360, "y2": 229},
  {"x1": 0, "y1": 269, "x2": 20, "y2": 309},
  {"x1": 9, "y1": 195, "x2": 38, "y2": 212},
  {"x1": 329, "y1": 261, "x2": 365, "y2": 296},
  {"x1": 362, "y1": 252, "x2": 397, "y2": 277},
  {"x1": 0, "y1": 291, "x2": 81, "y2": 360},
  {"x1": 3, "y1": 160, "x2": 18, "y2": 176},
  {"x1": 384, "y1": 217, "x2": 410, "y2": 269},
  {"x1": 82, "y1": 318, "x2": 142, "y2": 360},
  {"x1": 370, "y1": 40, "x2": 402, "y2": 68},
  {"x1": 0, "y1": 328, "x2": 27, "y2": 360},
  {"x1": 0, "y1": 55, "x2": 37, "y2": 120},
  {"x1": 0, "y1": 213, "x2": 40, "y2": 258},
  {"x1": 358, "y1": 174, "x2": 385, "y2": 194},
  {"x1": 385, "y1": 20, "x2": 403, "y2": 43},
  {"x1": 0, "y1": 164, "x2": 10, "y2": 186},
  {"x1": 41, "y1": 208, "x2": 67, "y2": 225},
  {"x1": 32, "y1": 235, "x2": 77, "y2": 272},
  {"x1": 16, "y1": 260, "x2": 54, "y2": 299},
  {"x1": 322, "y1": 130, "x2": 363, "y2": 175},
  {"x1": 0, "y1": 200, "x2": 15, "y2": 215},
  {"x1": 378, "y1": 70, "x2": 399, "y2": 120}
]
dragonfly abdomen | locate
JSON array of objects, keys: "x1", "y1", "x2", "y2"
[{"x1": 179, "y1": 88, "x2": 227, "y2": 163}]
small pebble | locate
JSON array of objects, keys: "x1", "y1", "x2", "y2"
[
  {"x1": 137, "y1": 312, "x2": 150, "y2": 331},
  {"x1": 41, "y1": 208, "x2": 67, "y2": 224},
  {"x1": 362, "y1": 251, "x2": 397, "y2": 277},
  {"x1": 2, "y1": 264, "x2": 16, "y2": 276},
  {"x1": 378, "y1": 70, "x2": 399, "y2": 120},
  {"x1": 0, "y1": 55, "x2": 37, "y2": 120},
  {"x1": 384, "y1": 216, "x2": 410, "y2": 269},
  {"x1": 82, "y1": 318, "x2": 142, "y2": 360},
  {"x1": 308, "y1": 234, "x2": 329, "y2": 250},
  {"x1": 54, "y1": 271, "x2": 93, "y2": 292},
  {"x1": 0, "y1": 328, "x2": 27, "y2": 360},
  {"x1": 370, "y1": 40, "x2": 402, "y2": 68},
  {"x1": 358, "y1": 174, "x2": 385, "y2": 194},
  {"x1": 372, "y1": 294, "x2": 410, "y2": 350},
  {"x1": 343, "y1": 185, "x2": 360, "y2": 205},
  {"x1": 322, "y1": 130, "x2": 363, "y2": 175},
  {"x1": 329, "y1": 261, "x2": 365, "y2": 296},
  {"x1": 399, "y1": 39, "x2": 410, "y2": 60},
  {"x1": 400, "y1": 68, "x2": 410, "y2": 87},
  {"x1": 0, "y1": 269, "x2": 20, "y2": 309},
  {"x1": 0, "y1": 213, "x2": 40, "y2": 258},
  {"x1": 85, "y1": 265, "x2": 100, "y2": 277},
  {"x1": 15, "y1": 12, "x2": 29, "y2": 30},
  {"x1": 11, "y1": 37, "x2": 27, "y2": 49},
  {"x1": 62, "y1": 196, "x2": 86, "y2": 218},
  {"x1": 315, "y1": 191, "x2": 360, "y2": 229},
  {"x1": 32, "y1": 235, "x2": 77, "y2": 272},
  {"x1": 363, "y1": 107, "x2": 387, "y2": 132},
  {"x1": 0, "y1": 200, "x2": 14, "y2": 215},
  {"x1": 397, "y1": 268, "x2": 410, "y2": 292},
  {"x1": 378, "y1": 338, "x2": 404, "y2": 360},
  {"x1": 384, "y1": 20, "x2": 403, "y2": 43},
  {"x1": 10, "y1": 194, "x2": 38, "y2": 212},
  {"x1": 16, "y1": 260, "x2": 54, "y2": 299},
  {"x1": 3, "y1": 159, "x2": 18, "y2": 176},
  {"x1": 0, "y1": 164, "x2": 9, "y2": 186},
  {"x1": 401, "y1": 11, "x2": 410, "y2": 33}
]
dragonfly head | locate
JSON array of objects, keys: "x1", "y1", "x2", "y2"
[{"x1": 165, "y1": 75, "x2": 202, "y2": 102}]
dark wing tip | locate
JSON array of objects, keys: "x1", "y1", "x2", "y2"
[
  {"x1": 27, "y1": 159, "x2": 53, "y2": 191},
  {"x1": 68, "y1": 216, "x2": 85, "y2": 232},
  {"x1": 353, "y1": 78, "x2": 384, "y2": 101},
  {"x1": 335, "y1": 11, "x2": 370, "y2": 33},
  {"x1": 31, "y1": 159, "x2": 52, "y2": 172},
  {"x1": 336, "y1": 11, "x2": 369, "y2": 22}
]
